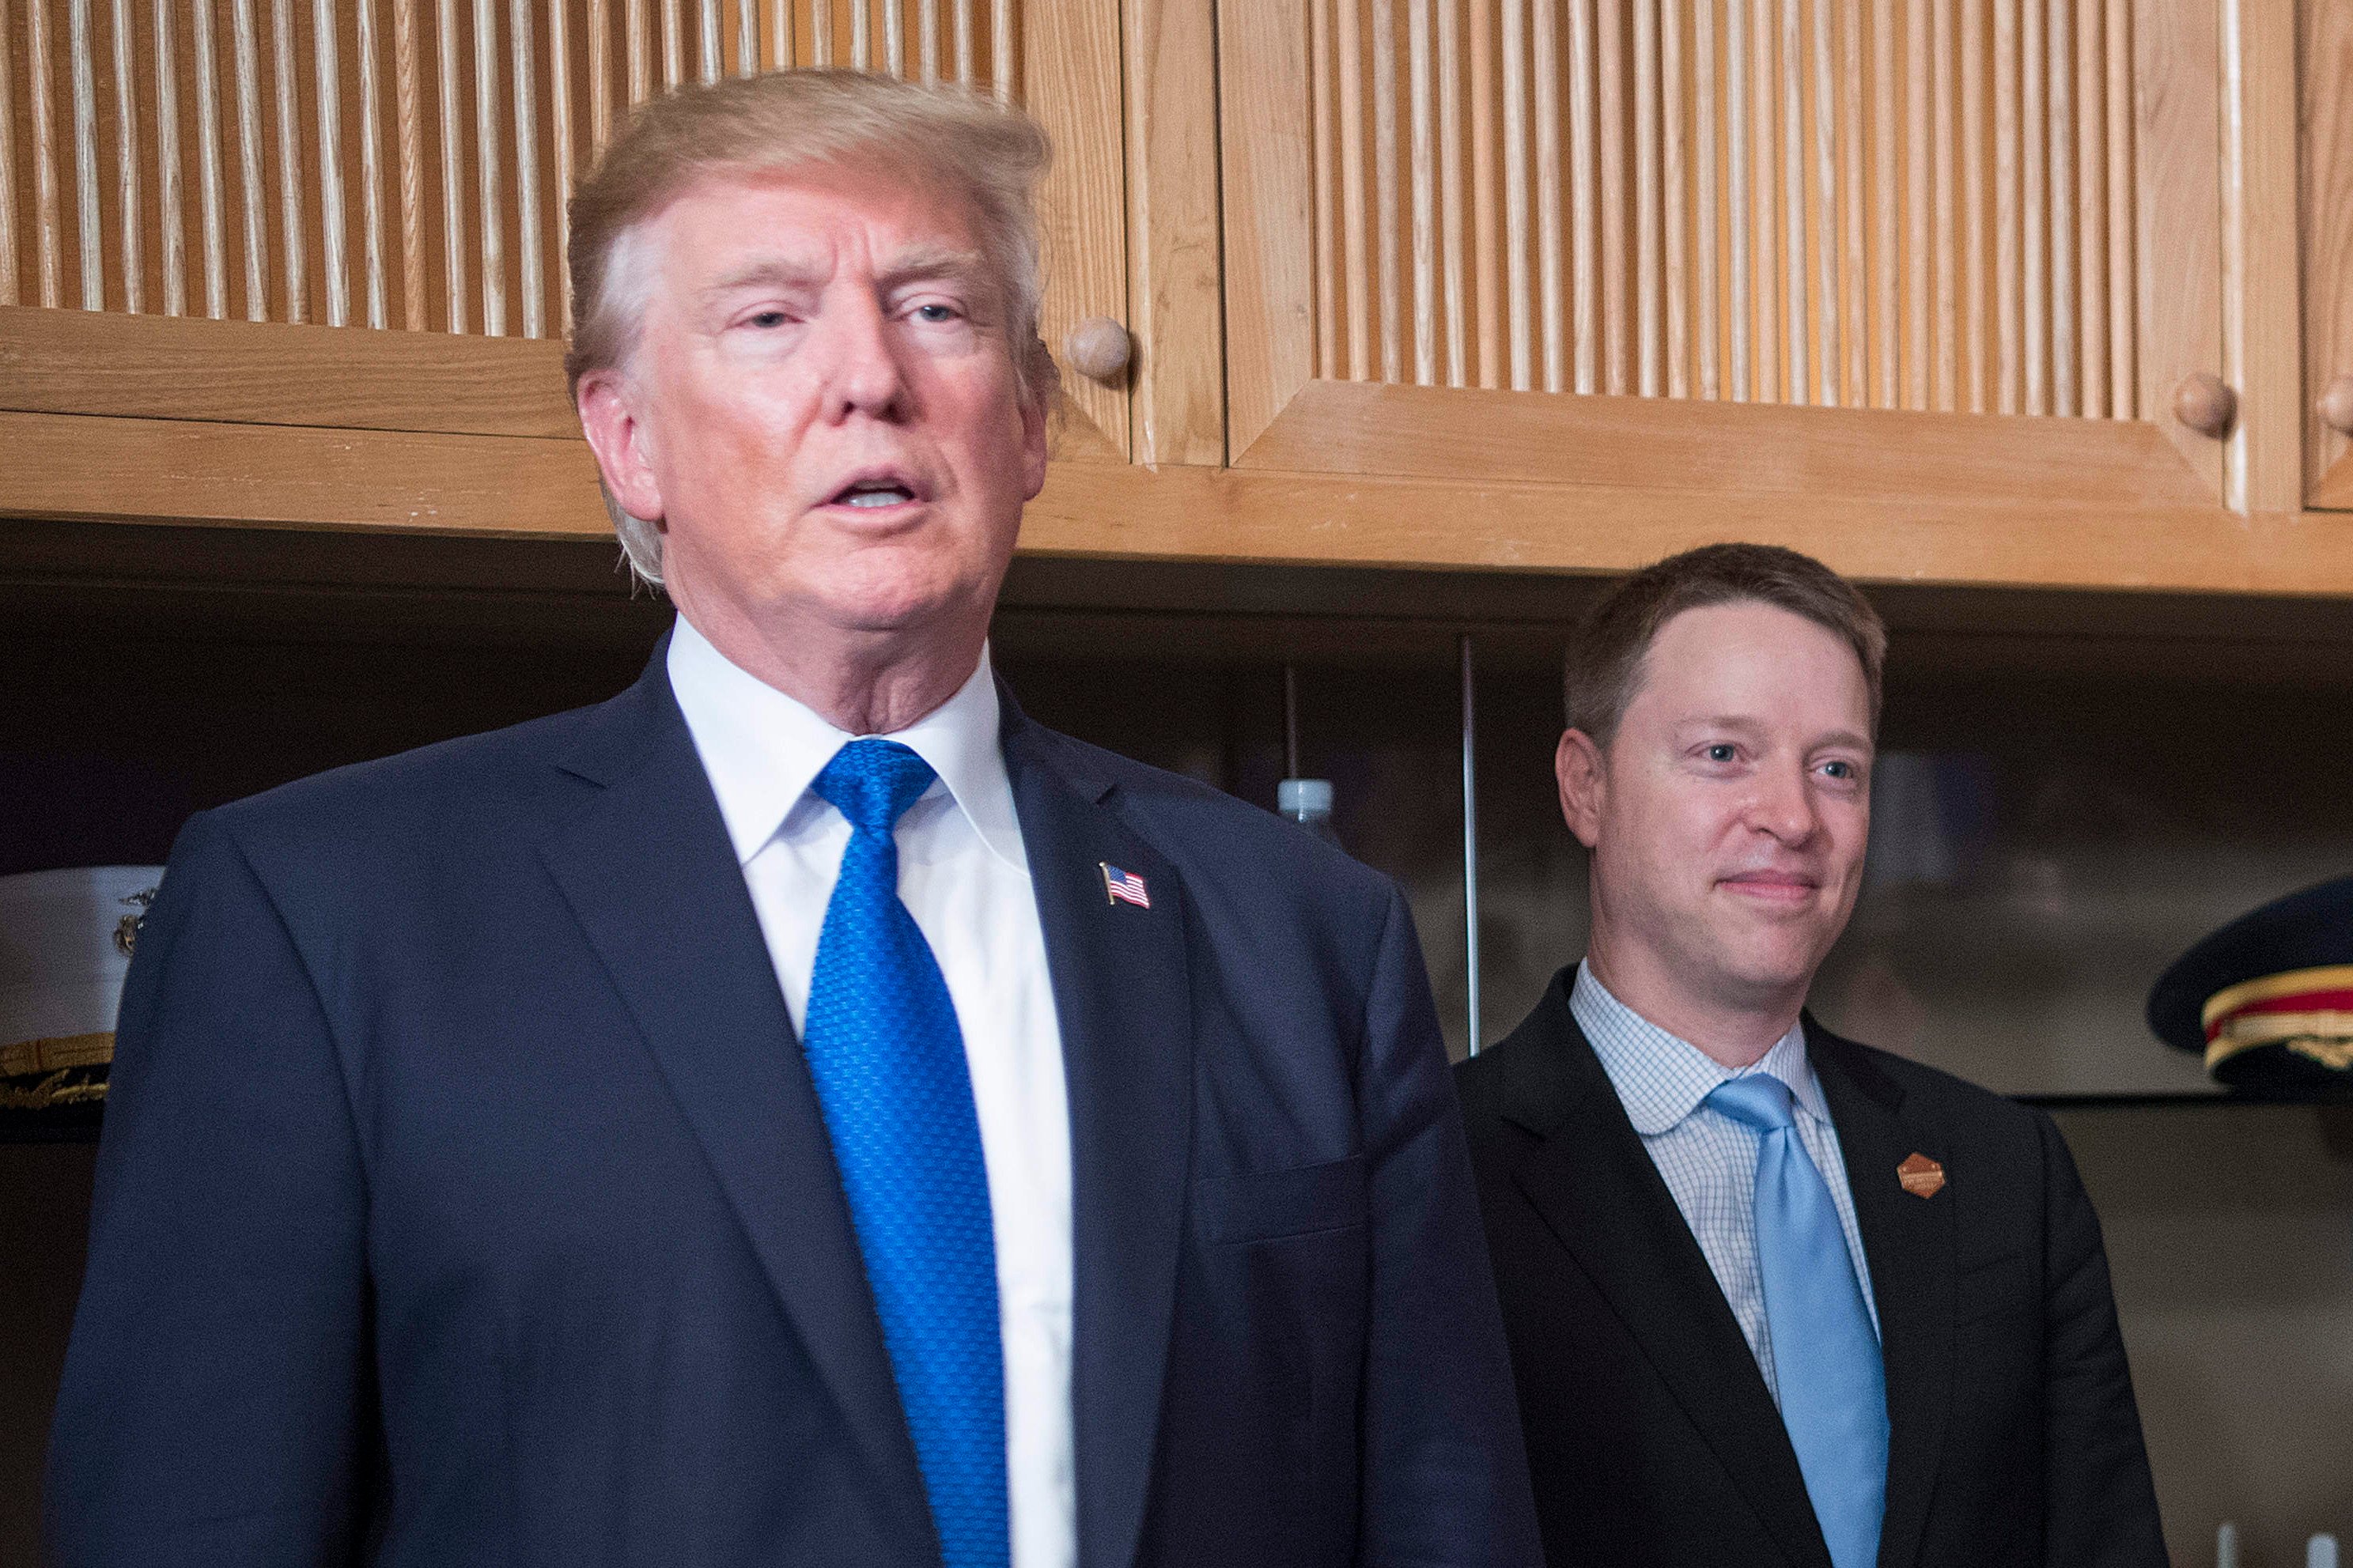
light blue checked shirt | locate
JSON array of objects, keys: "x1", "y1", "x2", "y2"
[{"x1": 1571, "y1": 962, "x2": 1881, "y2": 1407}]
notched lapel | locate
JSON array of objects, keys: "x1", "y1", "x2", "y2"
[
  {"x1": 1501, "y1": 983, "x2": 1833, "y2": 1568},
  {"x1": 1002, "y1": 714, "x2": 1193, "y2": 1568},
  {"x1": 1808, "y1": 1023, "x2": 1956, "y2": 1568},
  {"x1": 536, "y1": 663, "x2": 936, "y2": 1562}
]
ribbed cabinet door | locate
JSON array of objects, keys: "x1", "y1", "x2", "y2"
[
  {"x1": 0, "y1": 0, "x2": 1130, "y2": 453},
  {"x1": 2306, "y1": 0, "x2": 2353, "y2": 508},
  {"x1": 1217, "y1": 0, "x2": 2235, "y2": 525}
]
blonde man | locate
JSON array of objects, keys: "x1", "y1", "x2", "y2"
[
  {"x1": 1457, "y1": 545, "x2": 2163, "y2": 1568},
  {"x1": 48, "y1": 73, "x2": 1541, "y2": 1568}
]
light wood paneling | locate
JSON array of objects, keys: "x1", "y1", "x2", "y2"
[
  {"x1": 0, "y1": 1, "x2": 1126, "y2": 449},
  {"x1": 1233, "y1": 0, "x2": 2189, "y2": 445},
  {"x1": 2317, "y1": 457, "x2": 2353, "y2": 512},
  {"x1": 2219, "y1": 0, "x2": 2299, "y2": 514},
  {"x1": 0, "y1": 3, "x2": 1046, "y2": 344},
  {"x1": 1023, "y1": 469, "x2": 2353, "y2": 596},
  {"x1": 0, "y1": 302, "x2": 1130, "y2": 462},
  {"x1": 12, "y1": 405, "x2": 2350, "y2": 598},
  {"x1": 1219, "y1": 0, "x2": 1316, "y2": 452},
  {"x1": 1022, "y1": 0, "x2": 1127, "y2": 458},
  {"x1": 1241, "y1": 376, "x2": 2212, "y2": 507},
  {"x1": 0, "y1": 406, "x2": 607, "y2": 532},
  {"x1": 0, "y1": 301, "x2": 575, "y2": 433},
  {"x1": 1225, "y1": 0, "x2": 2232, "y2": 512},
  {"x1": 2135, "y1": 0, "x2": 2224, "y2": 495},
  {"x1": 2303, "y1": 0, "x2": 2353, "y2": 508},
  {"x1": 0, "y1": 265, "x2": 2326, "y2": 598},
  {"x1": 1123, "y1": 0, "x2": 1224, "y2": 464}
]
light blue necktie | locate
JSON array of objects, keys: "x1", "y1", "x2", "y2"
[
  {"x1": 803, "y1": 739, "x2": 1008, "y2": 1568},
  {"x1": 1706, "y1": 1073, "x2": 1889, "y2": 1568}
]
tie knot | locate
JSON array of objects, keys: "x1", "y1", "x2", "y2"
[
  {"x1": 812, "y1": 739, "x2": 939, "y2": 836},
  {"x1": 1706, "y1": 1071, "x2": 1798, "y2": 1133}
]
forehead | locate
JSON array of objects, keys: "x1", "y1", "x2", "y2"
[
  {"x1": 642, "y1": 161, "x2": 985, "y2": 285},
  {"x1": 1630, "y1": 600, "x2": 1871, "y2": 724}
]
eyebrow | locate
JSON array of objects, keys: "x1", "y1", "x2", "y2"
[
  {"x1": 1678, "y1": 716, "x2": 1872, "y2": 752},
  {"x1": 700, "y1": 244, "x2": 992, "y2": 302},
  {"x1": 876, "y1": 242, "x2": 990, "y2": 292},
  {"x1": 701, "y1": 257, "x2": 827, "y2": 298}
]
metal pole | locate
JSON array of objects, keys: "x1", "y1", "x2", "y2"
[
  {"x1": 1283, "y1": 663, "x2": 1301, "y2": 779},
  {"x1": 1461, "y1": 633, "x2": 1481, "y2": 1054}
]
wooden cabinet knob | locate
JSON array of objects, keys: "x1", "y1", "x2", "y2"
[
  {"x1": 1064, "y1": 316, "x2": 1132, "y2": 383},
  {"x1": 2319, "y1": 374, "x2": 2353, "y2": 436},
  {"x1": 2173, "y1": 372, "x2": 2237, "y2": 438}
]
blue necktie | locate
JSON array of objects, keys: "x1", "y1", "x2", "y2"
[
  {"x1": 1706, "y1": 1074, "x2": 1888, "y2": 1568},
  {"x1": 804, "y1": 739, "x2": 1008, "y2": 1568}
]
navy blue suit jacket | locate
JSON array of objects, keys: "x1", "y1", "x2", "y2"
[
  {"x1": 47, "y1": 638, "x2": 1541, "y2": 1568},
  {"x1": 1455, "y1": 972, "x2": 2165, "y2": 1568}
]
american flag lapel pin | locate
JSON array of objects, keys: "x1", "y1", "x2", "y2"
[{"x1": 1100, "y1": 863, "x2": 1152, "y2": 909}]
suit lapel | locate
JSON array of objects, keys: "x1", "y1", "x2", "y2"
[
  {"x1": 1500, "y1": 977, "x2": 1833, "y2": 1568},
  {"x1": 535, "y1": 655, "x2": 936, "y2": 1562},
  {"x1": 1807, "y1": 1022, "x2": 1956, "y2": 1568},
  {"x1": 1001, "y1": 702, "x2": 1193, "y2": 1568}
]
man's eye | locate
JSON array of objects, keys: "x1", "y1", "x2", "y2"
[
  {"x1": 1821, "y1": 760, "x2": 1857, "y2": 780},
  {"x1": 747, "y1": 309, "x2": 789, "y2": 328},
  {"x1": 912, "y1": 302, "x2": 962, "y2": 323},
  {"x1": 1704, "y1": 743, "x2": 1737, "y2": 763}
]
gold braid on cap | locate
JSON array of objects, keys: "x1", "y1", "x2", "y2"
[{"x1": 0, "y1": 1033, "x2": 114, "y2": 1111}]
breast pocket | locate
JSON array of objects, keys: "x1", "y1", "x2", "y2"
[
  {"x1": 1954, "y1": 1245, "x2": 2037, "y2": 1327},
  {"x1": 1196, "y1": 1155, "x2": 1370, "y2": 1245}
]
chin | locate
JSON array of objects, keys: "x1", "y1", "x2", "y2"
[
  {"x1": 794, "y1": 560, "x2": 974, "y2": 632},
  {"x1": 1710, "y1": 937, "x2": 1831, "y2": 1000},
  {"x1": 826, "y1": 538, "x2": 1011, "y2": 622}
]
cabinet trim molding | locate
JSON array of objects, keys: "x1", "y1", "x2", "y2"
[{"x1": 1236, "y1": 377, "x2": 2213, "y2": 511}]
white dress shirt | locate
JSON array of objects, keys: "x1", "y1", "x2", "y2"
[
  {"x1": 1570, "y1": 961, "x2": 1880, "y2": 1406},
  {"x1": 668, "y1": 617, "x2": 1075, "y2": 1568}
]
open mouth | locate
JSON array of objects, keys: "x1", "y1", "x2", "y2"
[{"x1": 828, "y1": 472, "x2": 921, "y2": 510}]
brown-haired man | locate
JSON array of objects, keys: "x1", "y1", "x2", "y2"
[{"x1": 1455, "y1": 543, "x2": 2166, "y2": 1568}]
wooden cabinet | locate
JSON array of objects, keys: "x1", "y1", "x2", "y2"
[
  {"x1": 0, "y1": 0, "x2": 1132, "y2": 486},
  {"x1": 1213, "y1": 0, "x2": 2346, "y2": 576},
  {"x1": 3, "y1": 0, "x2": 2352, "y2": 590}
]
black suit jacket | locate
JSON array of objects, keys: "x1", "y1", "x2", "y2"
[
  {"x1": 1454, "y1": 968, "x2": 2166, "y2": 1568},
  {"x1": 47, "y1": 639, "x2": 1542, "y2": 1568}
]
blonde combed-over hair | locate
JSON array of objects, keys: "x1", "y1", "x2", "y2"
[{"x1": 563, "y1": 70, "x2": 1059, "y2": 585}]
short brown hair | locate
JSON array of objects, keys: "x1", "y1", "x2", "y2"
[
  {"x1": 1564, "y1": 543, "x2": 1886, "y2": 742},
  {"x1": 564, "y1": 70, "x2": 1058, "y2": 583}
]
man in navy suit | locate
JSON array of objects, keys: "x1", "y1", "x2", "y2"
[
  {"x1": 1455, "y1": 545, "x2": 2165, "y2": 1567},
  {"x1": 47, "y1": 71, "x2": 1539, "y2": 1568}
]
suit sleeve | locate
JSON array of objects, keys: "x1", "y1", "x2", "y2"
[
  {"x1": 45, "y1": 812, "x2": 372, "y2": 1566},
  {"x1": 1352, "y1": 885, "x2": 1544, "y2": 1568},
  {"x1": 2034, "y1": 1109, "x2": 2167, "y2": 1568}
]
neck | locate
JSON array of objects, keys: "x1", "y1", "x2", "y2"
[
  {"x1": 673, "y1": 591, "x2": 985, "y2": 736},
  {"x1": 1583, "y1": 928, "x2": 1803, "y2": 1070}
]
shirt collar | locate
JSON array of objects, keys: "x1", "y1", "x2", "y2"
[
  {"x1": 1569, "y1": 960, "x2": 1828, "y2": 1135},
  {"x1": 665, "y1": 614, "x2": 1028, "y2": 874}
]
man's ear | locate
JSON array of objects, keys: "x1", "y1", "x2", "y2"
[
  {"x1": 1556, "y1": 727, "x2": 1607, "y2": 849},
  {"x1": 577, "y1": 370, "x2": 666, "y2": 523}
]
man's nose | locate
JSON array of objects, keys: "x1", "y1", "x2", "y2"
[
  {"x1": 1744, "y1": 761, "x2": 1819, "y2": 844},
  {"x1": 814, "y1": 293, "x2": 910, "y2": 421}
]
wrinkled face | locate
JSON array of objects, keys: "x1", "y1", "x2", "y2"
[
  {"x1": 1570, "y1": 602, "x2": 1874, "y2": 1013},
  {"x1": 579, "y1": 161, "x2": 1046, "y2": 646}
]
